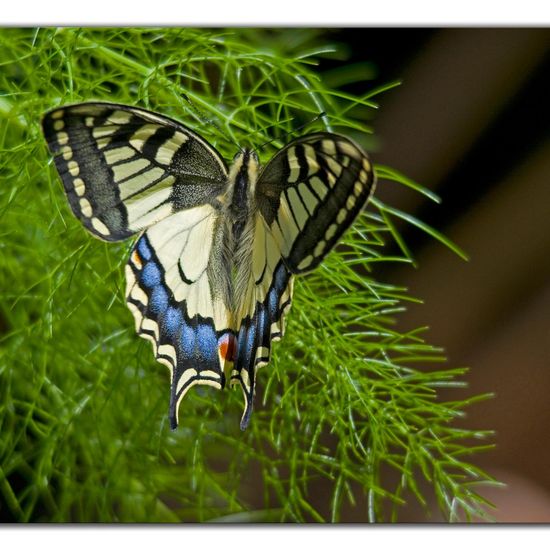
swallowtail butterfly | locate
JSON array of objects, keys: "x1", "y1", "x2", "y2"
[{"x1": 42, "y1": 102, "x2": 376, "y2": 430}]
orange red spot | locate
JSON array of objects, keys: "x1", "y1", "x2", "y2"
[
  {"x1": 132, "y1": 249, "x2": 143, "y2": 269},
  {"x1": 218, "y1": 334, "x2": 236, "y2": 363}
]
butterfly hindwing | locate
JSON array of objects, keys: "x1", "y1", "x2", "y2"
[
  {"x1": 42, "y1": 102, "x2": 228, "y2": 241},
  {"x1": 255, "y1": 132, "x2": 376, "y2": 273},
  {"x1": 229, "y1": 222, "x2": 294, "y2": 428},
  {"x1": 125, "y1": 205, "x2": 233, "y2": 429}
]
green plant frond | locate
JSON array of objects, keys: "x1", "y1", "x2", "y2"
[{"x1": 0, "y1": 27, "x2": 497, "y2": 523}]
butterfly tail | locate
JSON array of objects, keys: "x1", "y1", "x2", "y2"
[
  {"x1": 232, "y1": 317, "x2": 259, "y2": 431},
  {"x1": 231, "y1": 262, "x2": 295, "y2": 430}
]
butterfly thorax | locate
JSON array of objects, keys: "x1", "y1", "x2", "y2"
[
  {"x1": 212, "y1": 149, "x2": 261, "y2": 317},
  {"x1": 226, "y1": 148, "x2": 259, "y2": 233}
]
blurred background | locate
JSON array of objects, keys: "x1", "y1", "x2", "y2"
[{"x1": 321, "y1": 27, "x2": 550, "y2": 521}]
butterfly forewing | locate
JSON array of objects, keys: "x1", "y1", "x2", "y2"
[
  {"x1": 256, "y1": 133, "x2": 376, "y2": 273},
  {"x1": 42, "y1": 102, "x2": 228, "y2": 241}
]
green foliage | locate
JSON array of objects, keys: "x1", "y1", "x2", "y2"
[{"x1": 0, "y1": 27, "x2": 498, "y2": 522}]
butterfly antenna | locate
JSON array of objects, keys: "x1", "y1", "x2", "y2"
[{"x1": 254, "y1": 111, "x2": 328, "y2": 153}]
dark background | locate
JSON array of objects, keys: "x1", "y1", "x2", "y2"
[{"x1": 321, "y1": 28, "x2": 550, "y2": 521}]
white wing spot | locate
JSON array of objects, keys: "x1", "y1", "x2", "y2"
[
  {"x1": 57, "y1": 131, "x2": 69, "y2": 146},
  {"x1": 85, "y1": 116, "x2": 95, "y2": 127},
  {"x1": 302, "y1": 144, "x2": 319, "y2": 176},
  {"x1": 61, "y1": 145, "x2": 73, "y2": 160},
  {"x1": 338, "y1": 141, "x2": 359, "y2": 158},
  {"x1": 287, "y1": 146, "x2": 300, "y2": 184},
  {"x1": 51, "y1": 110, "x2": 64, "y2": 120},
  {"x1": 200, "y1": 370, "x2": 221, "y2": 380},
  {"x1": 96, "y1": 136, "x2": 111, "y2": 149},
  {"x1": 93, "y1": 126, "x2": 115, "y2": 140},
  {"x1": 74, "y1": 178, "x2": 86, "y2": 197},
  {"x1": 68, "y1": 160, "x2": 80, "y2": 177},
  {"x1": 125, "y1": 264, "x2": 136, "y2": 295},
  {"x1": 313, "y1": 240, "x2": 326, "y2": 257},
  {"x1": 297, "y1": 255, "x2": 313, "y2": 271},
  {"x1": 354, "y1": 180, "x2": 364, "y2": 196},
  {"x1": 105, "y1": 146, "x2": 136, "y2": 165},
  {"x1": 325, "y1": 223, "x2": 338, "y2": 241},
  {"x1": 113, "y1": 158, "x2": 151, "y2": 183},
  {"x1": 91, "y1": 217, "x2": 111, "y2": 237},
  {"x1": 108, "y1": 111, "x2": 133, "y2": 125},
  {"x1": 346, "y1": 195, "x2": 356, "y2": 210},
  {"x1": 286, "y1": 187, "x2": 308, "y2": 230},
  {"x1": 325, "y1": 156, "x2": 343, "y2": 178},
  {"x1": 309, "y1": 176, "x2": 328, "y2": 199},
  {"x1": 176, "y1": 369, "x2": 198, "y2": 394},
  {"x1": 157, "y1": 344, "x2": 177, "y2": 366},
  {"x1": 53, "y1": 119, "x2": 64, "y2": 131},
  {"x1": 240, "y1": 369, "x2": 250, "y2": 391},
  {"x1": 79, "y1": 197, "x2": 92, "y2": 217},
  {"x1": 297, "y1": 182, "x2": 319, "y2": 215},
  {"x1": 155, "y1": 131, "x2": 188, "y2": 165},
  {"x1": 322, "y1": 139, "x2": 336, "y2": 155},
  {"x1": 129, "y1": 124, "x2": 159, "y2": 152},
  {"x1": 141, "y1": 318, "x2": 159, "y2": 340},
  {"x1": 125, "y1": 297, "x2": 143, "y2": 333},
  {"x1": 336, "y1": 208, "x2": 347, "y2": 224}
]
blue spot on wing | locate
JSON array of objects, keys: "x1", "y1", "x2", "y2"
[
  {"x1": 180, "y1": 323, "x2": 196, "y2": 357},
  {"x1": 142, "y1": 262, "x2": 161, "y2": 288},
  {"x1": 255, "y1": 306, "x2": 268, "y2": 347},
  {"x1": 150, "y1": 285, "x2": 169, "y2": 315},
  {"x1": 137, "y1": 236, "x2": 152, "y2": 261},
  {"x1": 197, "y1": 323, "x2": 218, "y2": 362},
  {"x1": 163, "y1": 306, "x2": 183, "y2": 338}
]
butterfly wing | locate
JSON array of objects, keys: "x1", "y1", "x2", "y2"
[
  {"x1": 224, "y1": 134, "x2": 375, "y2": 426},
  {"x1": 228, "y1": 134, "x2": 375, "y2": 429},
  {"x1": 43, "y1": 102, "x2": 235, "y2": 428},
  {"x1": 229, "y1": 228, "x2": 294, "y2": 430},
  {"x1": 125, "y1": 204, "x2": 238, "y2": 429},
  {"x1": 42, "y1": 102, "x2": 228, "y2": 241},
  {"x1": 255, "y1": 132, "x2": 376, "y2": 273}
]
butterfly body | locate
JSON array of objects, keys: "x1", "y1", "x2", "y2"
[{"x1": 42, "y1": 102, "x2": 375, "y2": 430}]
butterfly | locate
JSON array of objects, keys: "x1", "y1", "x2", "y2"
[{"x1": 41, "y1": 102, "x2": 376, "y2": 430}]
